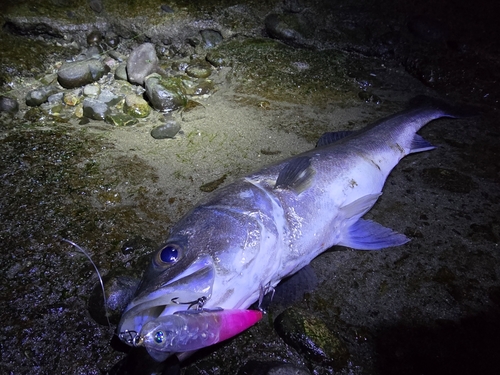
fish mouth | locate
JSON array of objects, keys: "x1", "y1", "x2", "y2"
[{"x1": 117, "y1": 254, "x2": 215, "y2": 343}]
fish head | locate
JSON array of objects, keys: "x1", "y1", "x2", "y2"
[
  {"x1": 117, "y1": 201, "x2": 276, "y2": 351},
  {"x1": 117, "y1": 234, "x2": 216, "y2": 337}
]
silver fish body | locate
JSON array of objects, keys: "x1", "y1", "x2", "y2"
[{"x1": 118, "y1": 97, "x2": 469, "y2": 357}]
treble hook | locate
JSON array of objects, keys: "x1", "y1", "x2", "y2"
[
  {"x1": 119, "y1": 330, "x2": 143, "y2": 346},
  {"x1": 171, "y1": 296, "x2": 208, "y2": 310},
  {"x1": 258, "y1": 282, "x2": 275, "y2": 313}
]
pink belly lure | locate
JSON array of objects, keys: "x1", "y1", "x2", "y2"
[{"x1": 134, "y1": 309, "x2": 263, "y2": 362}]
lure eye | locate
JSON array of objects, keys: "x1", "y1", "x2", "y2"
[
  {"x1": 155, "y1": 243, "x2": 181, "y2": 266},
  {"x1": 154, "y1": 331, "x2": 164, "y2": 344}
]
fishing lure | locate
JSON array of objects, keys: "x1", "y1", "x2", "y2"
[{"x1": 133, "y1": 308, "x2": 263, "y2": 362}]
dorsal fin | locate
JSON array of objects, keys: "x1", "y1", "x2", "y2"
[
  {"x1": 274, "y1": 156, "x2": 315, "y2": 194},
  {"x1": 316, "y1": 131, "x2": 354, "y2": 147}
]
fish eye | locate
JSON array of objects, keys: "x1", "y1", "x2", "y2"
[{"x1": 155, "y1": 243, "x2": 182, "y2": 266}]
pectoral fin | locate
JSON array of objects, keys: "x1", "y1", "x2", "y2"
[
  {"x1": 339, "y1": 218, "x2": 409, "y2": 250},
  {"x1": 274, "y1": 156, "x2": 315, "y2": 194},
  {"x1": 341, "y1": 193, "x2": 382, "y2": 219}
]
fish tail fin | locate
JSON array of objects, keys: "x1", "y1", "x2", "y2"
[{"x1": 409, "y1": 95, "x2": 480, "y2": 118}]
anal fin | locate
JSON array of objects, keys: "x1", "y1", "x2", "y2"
[
  {"x1": 339, "y1": 218, "x2": 410, "y2": 250},
  {"x1": 410, "y1": 134, "x2": 435, "y2": 154}
]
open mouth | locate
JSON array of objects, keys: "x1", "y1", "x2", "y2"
[{"x1": 117, "y1": 254, "x2": 215, "y2": 344}]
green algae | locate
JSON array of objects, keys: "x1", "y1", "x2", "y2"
[
  {"x1": 0, "y1": 28, "x2": 75, "y2": 85},
  {"x1": 1, "y1": 0, "x2": 95, "y2": 19},
  {"x1": 275, "y1": 307, "x2": 350, "y2": 370},
  {"x1": 0, "y1": 125, "x2": 171, "y2": 262},
  {"x1": 1, "y1": 0, "x2": 174, "y2": 24},
  {"x1": 171, "y1": 0, "x2": 273, "y2": 13},
  {"x1": 208, "y1": 37, "x2": 358, "y2": 106}
]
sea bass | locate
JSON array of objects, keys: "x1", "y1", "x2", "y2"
[{"x1": 117, "y1": 96, "x2": 468, "y2": 360}]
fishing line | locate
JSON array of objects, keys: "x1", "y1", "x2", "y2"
[{"x1": 61, "y1": 238, "x2": 112, "y2": 330}]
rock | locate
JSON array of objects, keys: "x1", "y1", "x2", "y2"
[
  {"x1": 180, "y1": 78, "x2": 212, "y2": 96},
  {"x1": 74, "y1": 103, "x2": 84, "y2": 118},
  {"x1": 47, "y1": 92, "x2": 64, "y2": 105},
  {"x1": 26, "y1": 86, "x2": 59, "y2": 107},
  {"x1": 88, "y1": 0, "x2": 103, "y2": 13},
  {"x1": 82, "y1": 97, "x2": 110, "y2": 120},
  {"x1": 40, "y1": 73, "x2": 58, "y2": 86},
  {"x1": 237, "y1": 360, "x2": 311, "y2": 375},
  {"x1": 84, "y1": 45, "x2": 103, "y2": 59},
  {"x1": 151, "y1": 120, "x2": 181, "y2": 139},
  {"x1": 127, "y1": 43, "x2": 159, "y2": 86},
  {"x1": 171, "y1": 60, "x2": 190, "y2": 72},
  {"x1": 0, "y1": 96, "x2": 19, "y2": 113},
  {"x1": 200, "y1": 29, "x2": 223, "y2": 48},
  {"x1": 97, "y1": 89, "x2": 121, "y2": 106},
  {"x1": 161, "y1": 4, "x2": 174, "y2": 13},
  {"x1": 206, "y1": 50, "x2": 226, "y2": 67},
  {"x1": 57, "y1": 59, "x2": 109, "y2": 89},
  {"x1": 185, "y1": 62, "x2": 212, "y2": 78},
  {"x1": 105, "y1": 113, "x2": 138, "y2": 126},
  {"x1": 274, "y1": 308, "x2": 349, "y2": 370},
  {"x1": 108, "y1": 50, "x2": 126, "y2": 62},
  {"x1": 103, "y1": 56, "x2": 119, "y2": 70},
  {"x1": 123, "y1": 94, "x2": 151, "y2": 118},
  {"x1": 88, "y1": 273, "x2": 139, "y2": 325},
  {"x1": 144, "y1": 73, "x2": 187, "y2": 112},
  {"x1": 83, "y1": 83, "x2": 101, "y2": 97},
  {"x1": 105, "y1": 31, "x2": 120, "y2": 48},
  {"x1": 42, "y1": 101, "x2": 63, "y2": 117},
  {"x1": 63, "y1": 89, "x2": 83, "y2": 106},
  {"x1": 264, "y1": 13, "x2": 313, "y2": 47},
  {"x1": 87, "y1": 30, "x2": 103, "y2": 46},
  {"x1": 115, "y1": 63, "x2": 128, "y2": 81},
  {"x1": 186, "y1": 79, "x2": 215, "y2": 96}
]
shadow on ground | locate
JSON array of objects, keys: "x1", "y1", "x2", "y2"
[{"x1": 375, "y1": 304, "x2": 500, "y2": 374}]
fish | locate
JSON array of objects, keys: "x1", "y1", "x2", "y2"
[{"x1": 117, "y1": 96, "x2": 471, "y2": 360}]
